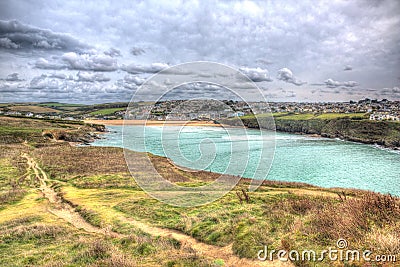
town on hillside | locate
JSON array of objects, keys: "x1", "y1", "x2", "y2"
[{"x1": 0, "y1": 98, "x2": 399, "y2": 122}]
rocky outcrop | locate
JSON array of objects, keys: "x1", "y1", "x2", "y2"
[
  {"x1": 85, "y1": 123, "x2": 106, "y2": 132},
  {"x1": 42, "y1": 123, "x2": 105, "y2": 144}
]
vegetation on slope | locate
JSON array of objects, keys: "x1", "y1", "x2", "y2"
[
  {"x1": 222, "y1": 113, "x2": 400, "y2": 148},
  {"x1": 8, "y1": 105, "x2": 61, "y2": 114},
  {"x1": 0, "y1": 117, "x2": 211, "y2": 267},
  {"x1": 0, "y1": 116, "x2": 105, "y2": 144},
  {"x1": 0, "y1": 116, "x2": 399, "y2": 267}
]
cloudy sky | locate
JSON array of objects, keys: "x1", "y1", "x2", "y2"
[{"x1": 0, "y1": 0, "x2": 399, "y2": 103}]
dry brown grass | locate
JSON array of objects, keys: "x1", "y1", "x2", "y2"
[
  {"x1": 0, "y1": 223, "x2": 65, "y2": 241},
  {"x1": 34, "y1": 142, "x2": 229, "y2": 184},
  {"x1": 2, "y1": 115, "x2": 399, "y2": 266},
  {"x1": 0, "y1": 188, "x2": 26, "y2": 205},
  {"x1": 8, "y1": 105, "x2": 60, "y2": 113},
  {"x1": 307, "y1": 192, "x2": 400, "y2": 245},
  {"x1": 0, "y1": 116, "x2": 60, "y2": 129},
  {"x1": 0, "y1": 143, "x2": 26, "y2": 158},
  {"x1": 95, "y1": 253, "x2": 137, "y2": 267},
  {"x1": 149, "y1": 154, "x2": 220, "y2": 182},
  {"x1": 33, "y1": 143, "x2": 129, "y2": 179},
  {"x1": 0, "y1": 116, "x2": 101, "y2": 144},
  {"x1": 366, "y1": 228, "x2": 400, "y2": 255},
  {"x1": 259, "y1": 180, "x2": 316, "y2": 189}
]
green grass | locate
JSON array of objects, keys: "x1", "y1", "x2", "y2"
[
  {"x1": 0, "y1": 157, "x2": 27, "y2": 208},
  {"x1": 275, "y1": 113, "x2": 316, "y2": 120},
  {"x1": 68, "y1": 173, "x2": 139, "y2": 189},
  {"x1": 271, "y1": 112, "x2": 290, "y2": 117},
  {"x1": 75, "y1": 206, "x2": 103, "y2": 227},
  {"x1": 272, "y1": 112, "x2": 368, "y2": 120},
  {"x1": 0, "y1": 126, "x2": 42, "y2": 134},
  {"x1": 314, "y1": 112, "x2": 368, "y2": 120},
  {"x1": 38, "y1": 102, "x2": 85, "y2": 107},
  {"x1": 89, "y1": 107, "x2": 126, "y2": 116},
  {"x1": 1, "y1": 116, "x2": 400, "y2": 266},
  {"x1": 0, "y1": 164, "x2": 211, "y2": 266},
  {"x1": 0, "y1": 126, "x2": 42, "y2": 143},
  {"x1": 239, "y1": 113, "x2": 273, "y2": 119},
  {"x1": 114, "y1": 190, "x2": 328, "y2": 247},
  {"x1": 7, "y1": 105, "x2": 61, "y2": 114}
]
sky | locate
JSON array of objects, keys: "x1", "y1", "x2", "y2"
[{"x1": 0, "y1": 0, "x2": 399, "y2": 103}]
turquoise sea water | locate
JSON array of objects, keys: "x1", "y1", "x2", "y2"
[{"x1": 91, "y1": 125, "x2": 400, "y2": 196}]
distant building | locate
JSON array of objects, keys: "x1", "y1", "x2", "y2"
[
  {"x1": 228, "y1": 111, "x2": 245, "y2": 117},
  {"x1": 369, "y1": 112, "x2": 400, "y2": 121}
]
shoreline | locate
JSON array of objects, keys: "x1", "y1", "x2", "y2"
[
  {"x1": 84, "y1": 119, "x2": 399, "y2": 151},
  {"x1": 81, "y1": 120, "x2": 400, "y2": 196},
  {"x1": 86, "y1": 133, "x2": 399, "y2": 197}
]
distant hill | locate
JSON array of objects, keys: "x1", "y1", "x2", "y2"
[{"x1": 7, "y1": 105, "x2": 60, "y2": 114}]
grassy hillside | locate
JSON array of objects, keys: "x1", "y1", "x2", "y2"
[
  {"x1": 8, "y1": 105, "x2": 61, "y2": 114},
  {"x1": 0, "y1": 116, "x2": 105, "y2": 144},
  {"x1": 0, "y1": 117, "x2": 399, "y2": 266},
  {"x1": 239, "y1": 112, "x2": 368, "y2": 121},
  {"x1": 37, "y1": 102, "x2": 87, "y2": 112},
  {"x1": 0, "y1": 102, "x2": 129, "y2": 117},
  {"x1": 38, "y1": 102, "x2": 85, "y2": 107},
  {"x1": 0, "y1": 117, "x2": 212, "y2": 267}
]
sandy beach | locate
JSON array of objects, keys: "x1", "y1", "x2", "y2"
[{"x1": 84, "y1": 119, "x2": 222, "y2": 127}]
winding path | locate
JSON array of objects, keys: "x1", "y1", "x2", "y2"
[
  {"x1": 120, "y1": 216, "x2": 292, "y2": 267},
  {"x1": 21, "y1": 153, "x2": 292, "y2": 267},
  {"x1": 21, "y1": 153, "x2": 120, "y2": 237}
]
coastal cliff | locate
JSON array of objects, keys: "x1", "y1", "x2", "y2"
[
  {"x1": 0, "y1": 116, "x2": 106, "y2": 145},
  {"x1": 221, "y1": 116, "x2": 400, "y2": 148}
]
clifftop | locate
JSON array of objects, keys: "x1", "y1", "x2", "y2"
[{"x1": 221, "y1": 114, "x2": 400, "y2": 148}]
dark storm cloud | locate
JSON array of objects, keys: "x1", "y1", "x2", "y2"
[
  {"x1": 0, "y1": 19, "x2": 88, "y2": 51},
  {"x1": 0, "y1": 37, "x2": 19, "y2": 48}
]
